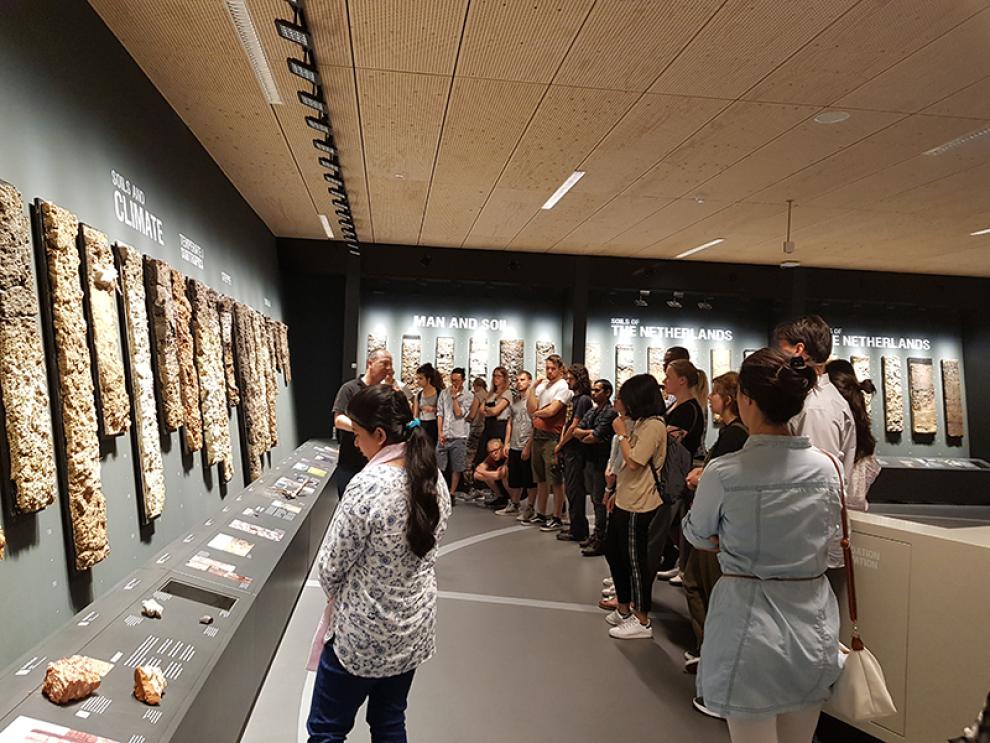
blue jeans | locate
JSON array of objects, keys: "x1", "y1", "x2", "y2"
[{"x1": 307, "y1": 641, "x2": 416, "y2": 742}]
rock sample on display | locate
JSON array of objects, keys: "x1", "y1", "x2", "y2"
[
  {"x1": 586, "y1": 342, "x2": 601, "y2": 380},
  {"x1": 277, "y1": 321, "x2": 292, "y2": 384},
  {"x1": 190, "y1": 280, "x2": 233, "y2": 482},
  {"x1": 647, "y1": 347, "x2": 665, "y2": 383},
  {"x1": 402, "y1": 334, "x2": 422, "y2": 388},
  {"x1": 117, "y1": 243, "x2": 168, "y2": 519},
  {"x1": 711, "y1": 348, "x2": 731, "y2": 379},
  {"x1": 260, "y1": 314, "x2": 278, "y2": 447},
  {"x1": 499, "y1": 339, "x2": 524, "y2": 384},
  {"x1": 908, "y1": 358, "x2": 937, "y2": 435},
  {"x1": 882, "y1": 356, "x2": 904, "y2": 434},
  {"x1": 144, "y1": 257, "x2": 183, "y2": 432},
  {"x1": 217, "y1": 296, "x2": 240, "y2": 406},
  {"x1": 233, "y1": 302, "x2": 267, "y2": 481},
  {"x1": 615, "y1": 345, "x2": 635, "y2": 389},
  {"x1": 435, "y1": 336, "x2": 454, "y2": 385},
  {"x1": 0, "y1": 182, "x2": 57, "y2": 514},
  {"x1": 141, "y1": 598, "x2": 164, "y2": 618},
  {"x1": 172, "y1": 268, "x2": 202, "y2": 453},
  {"x1": 469, "y1": 336, "x2": 488, "y2": 382},
  {"x1": 40, "y1": 201, "x2": 109, "y2": 569},
  {"x1": 42, "y1": 656, "x2": 107, "y2": 704},
  {"x1": 941, "y1": 359, "x2": 965, "y2": 438},
  {"x1": 79, "y1": 224, "x2": 129, "y2": 438},
  {"x1": 367, "y1": 333, "x2": 387, "y2": 364},
  {"x1": 134, "y1": 665, "x2": 167, "y2": 705},
  {"x1": 535, "y1": 341, "x2": 555, "y2": 376},
  {"x1": 0, "y1": 526, "x2": 5, "y2": 559},
  {"x1": 851, "y1": 355, "x2": 874, "y2": 414}
]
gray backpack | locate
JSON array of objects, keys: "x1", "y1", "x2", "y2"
[{"x1": 649, "y1": 434, "x2": 692, "y2": 503}]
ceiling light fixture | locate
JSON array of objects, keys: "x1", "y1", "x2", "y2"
[
  {"x1": 313, "y1": 139, "x2": 336, "y2": 156},
  {"x1": 783, "y1": 199, "x2": 795, "y2": 254},
  {"x1": 287, "y1": 57, "x2": 319, "y2": 85},
  {"x1": 324, "y1": 174, "x2": 344, "y2": 187},
  {"x1": 334, "y1": 207, "x2": 350, "y2": 218},
  {"x1": 275, "y1": 18, "x2": 312, "y2": 49},
  {"x1": 318, "y1": 214, "x2": 334, "y2": 239},
  {"x1": 924, "y1": 126, "x2": 990, "y2": 156},
  {"x1": 970, "y1": 227, "x2": 990, "y2": 236},
  {"x1": 697, "y1": 300, "x2": 713, "y2": 311},
  {"x1": 634, "y1": 290, "x2": 650, "y2": 308},
  {"x1": 332, "y1": 197, "x2": 348, "y2": 208},
  {"x1": 814, "y1": 111, "x2": 850, "y2": 124},
  {"x1": 666, "y1": 292, "x2": 684, "y2": 310},
  {"x1": 780, "y1": 260, "x2": 801, "y2": 269},
  {"x1": 298, "y1": 90, "x2": 326, "y2": 113},
  {"x1": 328, "y1": 187, "x2": 346, "y2": 199},
  {"x1": 541, "y1": 171, "x2": 585, "y2": 210},
  {"x1": 306, "y1": 116, "x2": 331, "y2": 134},
  {"x1": 674, "y1": 238, "x2": 724, "y2": 259},
  {"x1": 319, "y1": 158, "x2": 340, "y2": 173},
  {"x1": 225, "y1": 0, "x2": 283, "y2": 105}
]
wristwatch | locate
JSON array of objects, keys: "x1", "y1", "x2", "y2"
[{"x1": 616, "y1": 434, "x2": 627, "y2": 442}]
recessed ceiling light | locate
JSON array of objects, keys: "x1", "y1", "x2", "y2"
[
  {"x1": 780, "y1": 260, "x2": 801, "y2": 269},
  {"x1": 675, "y1": 238, "x2": 724, "y2": 259},
  {"x1": 542, "y1": 171, "x2": 585, "y2": 210},
  {"x1": 225, "y1": 0, "x2": 283, "y2": 105},
  {"x1": 318, "y1": 214, "x2": 334, "y2": 239},
  {"x1": 393, "y1": 173, "x2": 406, "y2": 180},
  {"x1": 970, "y1": 227, "x2": 990, "y2": 236},
  {"x1": 924, "y1": 126, "x2": 990, "y2": 156},
  {"x1": 814, "y1": 111, "x2": 850, "y2": 124}
]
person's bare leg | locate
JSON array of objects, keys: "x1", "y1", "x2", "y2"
[
  {"x1": 775, "y1": 705, "x2": 822, "y2": 743},
  {"x1": 508, "y1": 486, "x2": 521, "y2": 505},
  {"x1": 450, "y1": 471, "x2": 461, "y2": 494},
  {"x1": 535, "y1": 482, "x2": 549, "y2": 515}
]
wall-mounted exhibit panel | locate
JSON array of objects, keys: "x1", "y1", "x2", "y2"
[
  {"x1": 359, "y1": 295, "x2": 564, "y2": 389},
  {"x1": 0, "y1": 441, "x2": 338, "y2": 743},
  {"x1": 823, "y1": 312, "x2": 968, "y2": 457}
]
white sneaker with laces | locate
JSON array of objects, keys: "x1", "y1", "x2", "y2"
[
  {"x1": 516, "y1": 505, "x2": 535, "y2": 522},
  {"x1": 601, "y1": 586, "x2": 616, "y2": 599},
  {"x1": 669, "y1": 572, "x2": 684, "y2": 587},
  {"x1": 604, "y1": 609, "x2": 633, "y2": 626},
  {"x1": 656, "y1": 567, "x2": 680, "y2": 580},
  {"x1": 495, "y1": 503, "x2": 520, "y2": 516},
  {"x1": 609, "y1": 620, "x2": 653, "y2": 640},
  {"x1": 602, "y1": 577, "x2": 614, "y2": 588}
]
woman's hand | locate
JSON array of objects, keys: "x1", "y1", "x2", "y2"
[
  {"x1": 709, "y1": 536, "x2": 720, "y2": 552},
  {"x1": 685, "y1": 466, "x2": 703, "y2": 490},
  {"x1": 667, "y1": 425, "x2": 686, "y2": 442},
  {"x1": 605, "y1": 491, "x2": 616, "y2": 513},
  {"x1": 521, "y1": 443, "x2": 531, "y2": 461},
  {"x1": 612, "y1": 416, "x2": 627, "y2": 436}
]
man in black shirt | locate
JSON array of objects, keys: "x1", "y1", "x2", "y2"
[
  {"x1": 331, "y1": 349, "x2": 394, "y2": 497},
  {"x1": 574, "y1": 379, "x2": 618, "y2": 556}
]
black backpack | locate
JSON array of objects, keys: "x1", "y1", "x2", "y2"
[{"x1": 648, "y1": 433, "x2": 692, "y2": 503}]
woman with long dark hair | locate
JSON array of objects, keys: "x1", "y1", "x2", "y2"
[
  {"x1": 825, "y1": 359, "x2": 879, "y2": 512},
  {"x1": 473, "y1": 367, "x2": 513, "y2": 488},
  {"x1": 308, "y1": 385, "x2": 451, "y2": 742},
  {"x1": 604, "y1": 373, "x2": 667, "y2": 640},
  {"x1": 554, "y1": 363, "x2": 594, "y2": 540},
  {"x1": 412, "y1": 363, "x2": 445, "y2": 445},
  {"x1": 682, "y1": 349, "x2": 842, "y2": 737}
]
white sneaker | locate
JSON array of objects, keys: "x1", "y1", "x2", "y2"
[
  {"x1": 516, "y1": 505, "x2": 534, "y2": 522},
  {"x1": 656, "y1": 567, "x2": 679, "y2": 580},
  {"x1": 604, "y1": 609, "x2": 633, "y2": 626},
  {"x1": 609, "y1": 620, "x2": 653, "y2": 640},
  {"x1": 669, "y1": 572, "x2": 684, "y2": 587},
  {"x1": 495, "y1": 502, "x2": 520, "y2": 516},
  {"x1": 601, "y1": 586, "x2": 616, "y2": 599},
  {"x1": 602, "y1": 577, "x2": 614, "y2": 588}
]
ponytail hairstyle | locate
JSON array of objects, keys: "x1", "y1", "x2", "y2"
[
  {"x1": 416, "y1": 362, "x2": 445, "y2": 392},
  {"x1": 346, "y1": 385, "x2": 441, "y2": 559},
  {"x1": 739, "y1": 348, "x2": 818, "y2": 424},
  {"x1": 826, "y1": 359, "x2": 877, "y2": 461},
  {"x1": 692, "y1": 368, "x2": 709, "y2": 411}
]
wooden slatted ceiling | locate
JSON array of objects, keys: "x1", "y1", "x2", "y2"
[{"x1": 88, "y1": 0, "x2": 990, "y2": 276}]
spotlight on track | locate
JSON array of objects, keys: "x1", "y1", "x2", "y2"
[
  {"x1": 666, "y1": 292, "x2": 684, "y2": 310},
  {"x1": 298, "y1": 90, "x2": 326, "y2": 113},
  {"x1": 287, "y1": 57, "x2": 319, "y2": 85},
  {"x1": 634, "y1": 290, "x2": 650, "y2": 308},
  {"x1": 275, "y1": 19, "x2": 312, "y2": 50},
  {"x1": 306, "y1": 116, "x2": 331, "y2": 135}
]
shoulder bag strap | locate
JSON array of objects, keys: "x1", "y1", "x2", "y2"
[{"x1": 820, "y1": 448, "x2": 864, "y2": 651}]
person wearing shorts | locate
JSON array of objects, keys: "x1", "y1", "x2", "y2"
[
  {"x1": 526, "y1": 354, "x2": 572, "y2": 528},
  {"x1": 501, "y1": 371, "x2": 536, "y2": 518},
  {"x1": 436, "y1": 367, "x2": 472, "y2": 499}
]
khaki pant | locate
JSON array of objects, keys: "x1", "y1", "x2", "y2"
[{"x1": 683, "y1": 546, "x2": 722, "y2": 646}]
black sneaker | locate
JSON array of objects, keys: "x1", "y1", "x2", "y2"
[
  {"x1": 539, "y1": 516, "x2": 563, "y2": 532},
  {"x1": 555, "y1": 532, "x2": 582, "y2": 542},
  {"x1": 581, "y1": 541, "x2": 605, "y2": 557}
]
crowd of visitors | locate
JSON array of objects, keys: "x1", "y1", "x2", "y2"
[{"x1": 322, "y1": 314, "x2": 875, "y2": 742}]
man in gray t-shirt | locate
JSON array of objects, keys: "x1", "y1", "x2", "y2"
[
  {"x1": 502, "y1": 371, "x2": 537, "y2": 519},
  {"x1": 437, "y1": 368, "x2": 472, "y2": 497}
]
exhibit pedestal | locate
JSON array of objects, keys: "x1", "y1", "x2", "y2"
[
  {"x1": 828, "y1": 508, "x2": 990, "y2": 743},
  {"x1": 0, "y1": 440, "x2": 338, "y2": 743}
]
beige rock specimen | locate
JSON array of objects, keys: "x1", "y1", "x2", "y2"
[
  {"x1": 435, "y1": 337, "x2": 454, "y2": 385},
  {"x1": 941, "y1": 359, "x2": 965, "y2": 438},
  {"x1": 40, "y1": 201, "x2": 109, "y2": 569},
  {"x1": 233, "y1": 302, "x2": 265, "y2": 482},
  {"x1": 908, "y1": 358, "x2": 937, "y2": 435},
  {"x1": 586, "y1": 342, "x2": 602, "y2": 381},
  {"x1": 251, "y1": 310, "x2": 272, "y2": 451},
  {"x1": 851, "y1": 355, "x2": 874, "y2": 415},
  {"x1": 217, "y1": 296, "x2": 240, "y2": 406},
  {"x1": 42, "y1": 656, "x2": 104, "y2": 704},
  {"x1": 141, "y1": 597, "x2": 163, "y2": 618},
  {"x1": 134, "y1": 665, "x2": 167, "y2": 705},
  {"x1": 144, "y1": 257, "x2": 182, "y2": 432},
  {"x1": 189, "y1": 280, "x2": 233, "y2": 481},
  {"x1": 171, "y1": 268, "x2": 202, "y2": 452},
  {"x1": 882, "y1": 356, "x2": 904, "y2": 434},
  {"x1": 0, "y1": 182, "x2": 57, "y2": 513},
  {"x1": 79, "y1": 225, "x2": 130, "y2": 437},
  {"x1": 279, "y1": 322, "x2": 292, "y2": 384},
  {"x1": 499, "y1": 339, "x2": 524, "y2": 385},
  {"x1": 262, "y1": 316, "x2": 278, "y2": 446},
  {"x1": 647, "y1": 347, "x2": 664, "y2": 383},
  {"x1": 117, "y1": 243, "x2": 167, "y2": 519},
  {"x1": 615, "y1": 345, "x2": 635, "y2": 389},
  {"x1": 402, "y1": 334, "x2": 422, "y2": 387},
  {"x1": 468, "y1": 336, "x2": 486, "y2": 383},
  {"x1": 366, "y1": 333, "x2": 387, "y2": 365},
  {"x1": 711, "y1": 348, "x2": 732, "y2": 379}
]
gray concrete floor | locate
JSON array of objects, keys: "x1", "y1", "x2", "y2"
[{"x1": 240, "y1": 503, "x2": 730, "y2": 742}]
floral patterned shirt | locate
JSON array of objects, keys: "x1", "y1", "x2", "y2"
[{"x1": 318, "y1": 463, "x2": 451, "y2": 677}]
